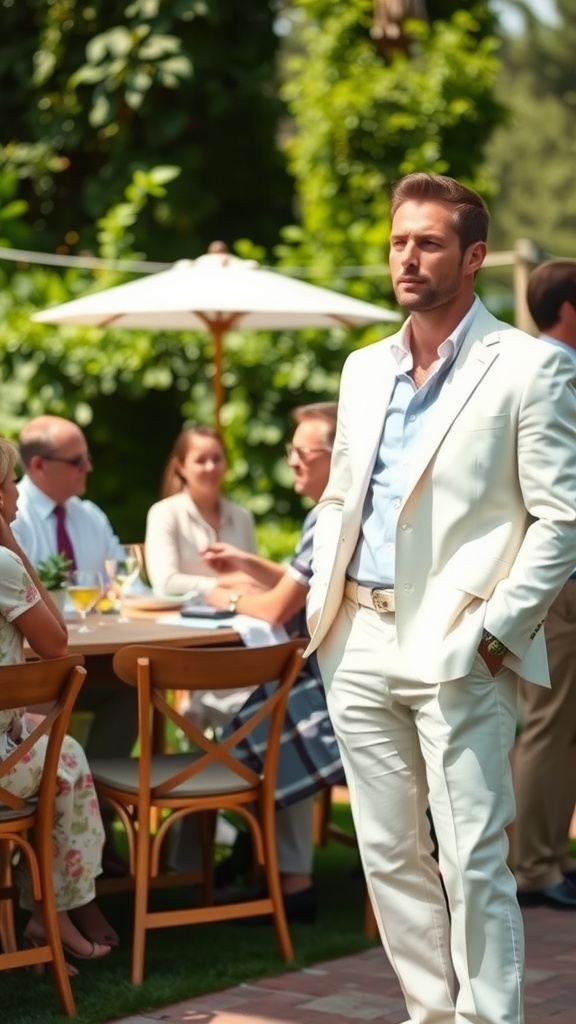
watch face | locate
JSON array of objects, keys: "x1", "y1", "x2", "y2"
[{"x1": 488, "y1": 638, "x2": 506, "y2": 656}]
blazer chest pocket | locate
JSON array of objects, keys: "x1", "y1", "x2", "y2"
[{"x1": 454, "y1": 413, "x2": 508, "y2": 433}]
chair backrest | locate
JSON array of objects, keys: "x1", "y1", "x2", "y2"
[
  {"x1": 112, "y1": 640, "x2": 307, "y2": 800},
  {"x1": 0, "y1": 656, "x2": 86, "y2": 814}
]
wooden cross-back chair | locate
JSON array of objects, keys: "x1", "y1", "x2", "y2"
[
  {"x1": 90, "y1": 639, "x2": 307, "y2": 985},
  {"x1": 0, "y1": 654, "x2": 87, "y2": 1016}
]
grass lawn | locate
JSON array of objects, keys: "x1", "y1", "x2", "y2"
[{"x1": 1, "y1": 802, "x2": 377, "y2": 1024}]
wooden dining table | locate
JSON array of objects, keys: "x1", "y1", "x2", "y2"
[
  {"x1": 63, "y1": 612, "x2": 241, "y2": 656},
  {"x1": 25, "y1": 611, "x2": 240, "y2": 660}
]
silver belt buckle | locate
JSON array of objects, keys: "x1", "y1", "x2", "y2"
[{"x1": 370, "y1": 588, "x2": 394, "y2": 613}]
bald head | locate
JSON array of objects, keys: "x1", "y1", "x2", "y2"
[{"x1": 19, "y1": 415, "x2": 92, "y2": 503}]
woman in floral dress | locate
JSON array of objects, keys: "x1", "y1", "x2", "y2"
[{"x1": 0, "y1": 438, "x2": 115, "y2": 966}]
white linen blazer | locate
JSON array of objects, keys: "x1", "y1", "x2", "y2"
[{"x1": 306, "y1": 302, "x2": 576, "y2": 687}]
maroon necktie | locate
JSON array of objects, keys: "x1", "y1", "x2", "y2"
[{"x1": 53, "y1": 504, "x2": 77, "y2": 570}]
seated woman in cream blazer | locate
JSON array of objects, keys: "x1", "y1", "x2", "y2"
[{"x1": 145, "y1": 425, "x2": 257, "y2": 597}]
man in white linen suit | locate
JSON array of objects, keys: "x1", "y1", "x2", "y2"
[{"x1": 306, "y1": 173, "x2": 576, "y2": 1024}]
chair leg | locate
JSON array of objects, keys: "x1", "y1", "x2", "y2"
[
  {"x1": 37, "y1": 854, "x2": 76, "y2": 1015},
  {"x1": 261, "y1": 811, "x2": 294, "y2": 963},
  {"x1": 364, "y1": 889, "x2": 379, "y2": 941},
  {"x1": 131, "y1": 815, "x2": 152, "y2": 984},
  {"x1": 314, "y1": 788, "x2": 333, "y2": 847},
  {"x1": 0, "y1": 843, "x2": 18, "y2": 954}
]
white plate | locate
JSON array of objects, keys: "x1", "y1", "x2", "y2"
[{"x1": 122, "y1": 593, "x2": 190, "y2": 612}]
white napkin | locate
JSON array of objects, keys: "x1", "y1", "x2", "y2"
[
  {"x1": 155, "y1": 611, "x2": 289, "y2": 646},
  {"x1": 232, "y1": 614, "x2": 289, "y2": 648}
]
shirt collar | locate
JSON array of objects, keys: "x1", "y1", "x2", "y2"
[
  {"x1": 19, "y1": 475, "x2": 74, "y2": 521},
  {"x1": 182, "y1": 491, "x2": 231, "y2": 526},
  {"x1": 390, "y1": 296, "x2": 480, "y2": 372}
]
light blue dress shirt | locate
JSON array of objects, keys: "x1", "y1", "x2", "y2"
[{"x1": 348, "y1": 298, "x2": 479, "y2": 587}]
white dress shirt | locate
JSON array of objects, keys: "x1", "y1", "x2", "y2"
[{"x1": 13, "y1": 475, "x2": 125, "y2": 573}]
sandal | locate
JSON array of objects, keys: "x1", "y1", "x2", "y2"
[
  {"x1": 23, "y1": 928, "x2": 79, "y2": 977},
  {"x1": 69, "y1": 902, "x2": 119, "y2": 948},
  {"x1": 24, "y1": 919, "x2": 111, "y2": 965}
]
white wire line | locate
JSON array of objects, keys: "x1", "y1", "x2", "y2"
[
  {"x1": 0, "y1": 244, "x2": 527, "y2": 278},
  {"x1": 0, "y1": 246, "x2": 170, "y2": 274}
]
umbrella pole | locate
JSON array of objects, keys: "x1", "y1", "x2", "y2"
[{"x1": 212, "y1": 322, "x2": 225, "y2": 429}]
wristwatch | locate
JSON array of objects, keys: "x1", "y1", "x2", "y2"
[
  {"x1": 228, "y1": 592, "x2": 241, "y2": 614},
  {"x1": 481, "y1": 630, "x2": 508, "y2": 657}
]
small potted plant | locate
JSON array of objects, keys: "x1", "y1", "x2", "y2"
[{"x1": 36, "y1": 553, "x2": 73, "y2": 611}]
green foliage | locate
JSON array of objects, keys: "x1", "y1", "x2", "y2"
[
  {"x1": 277, "y1": 1, "x2": 505, "y2": 304},
  {"x1": 484, "y1": 0, "x2": 576, "y2": 256},
  {"x1": 0, "y1": 0, "x2": 292, "y2": 258},
  {"x1": 0, "y1": 2, "x2": 505, "y2": 545},
  {"x1": 36, "y1": 552, "x2": 73, "y2": 590}
]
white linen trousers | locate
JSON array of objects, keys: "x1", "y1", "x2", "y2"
[{"x1": 317, "y1": 596, "x2": 524, "y2": 1024}]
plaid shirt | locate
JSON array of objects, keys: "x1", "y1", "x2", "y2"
[{"x1": 224, "y1": 506, "x2": 345, "y2": 808}]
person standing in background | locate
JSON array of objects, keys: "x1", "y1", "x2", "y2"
[
  {"x1": 306, "y1": 173, "x2": 576, "y2": 1024},
  {"x1": 513, "y1": 259, "x2": 576, "y2": 909}
]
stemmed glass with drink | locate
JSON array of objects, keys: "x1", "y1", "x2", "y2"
[
  {"x1": 66, "y1": 570, "x2": 103, "y2": 633},
  {"x1": 104, "y1": 544, "x2": 142, "y2": 623}
]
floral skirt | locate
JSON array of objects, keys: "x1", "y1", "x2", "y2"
[{"x1": 2, "y1": 731, "x2": 105, "y2": 911}]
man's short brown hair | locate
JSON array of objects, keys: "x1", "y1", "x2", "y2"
[
  {"x1": 527, "y1": 260, "x2": 576, "y2": 333},
  {"x1": 390, "y1": 172, "x2": 489, "y2": 253}
]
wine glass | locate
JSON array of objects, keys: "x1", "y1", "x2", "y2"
[
  {"x1": 105, "y1": 545, "x2": 142, "y2": 623},
  {"x1": 66, "y1": 570, "x2": 103, "y2": 633}
]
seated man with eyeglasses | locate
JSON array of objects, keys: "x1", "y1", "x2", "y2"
[
  {"x1": 12, "y1": 414, "x2": 135, "y2": 880},
  {"x1": 195, "y1": 402, "x2": 345, "y2": 924},
  {"x1": 13, "y1": 415, "x2": 123, "y2": 573}
]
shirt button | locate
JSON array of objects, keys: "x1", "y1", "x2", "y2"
[
  {"x1": 408, "y1": 414, "x2": 416, "y2": 422},
  {"x1": 393, "y1": 499, "x2": 401, "y2": 510}
]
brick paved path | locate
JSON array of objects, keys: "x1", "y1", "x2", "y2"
[{"x1": 113, "y1": 901, "x2": 576, "y2": 1023}]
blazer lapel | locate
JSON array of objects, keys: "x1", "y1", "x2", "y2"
[{"x1": 400, "y1": 308, "x2": 501, "y2": 508}]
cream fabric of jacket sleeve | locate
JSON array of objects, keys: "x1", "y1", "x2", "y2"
[{"x1": 145, "y1": 491, "x2": 257, "y2": 595}]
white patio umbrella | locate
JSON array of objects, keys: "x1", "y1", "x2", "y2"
[{"x1": 32, "y1": 246, "x2": 400, "y2": 424}]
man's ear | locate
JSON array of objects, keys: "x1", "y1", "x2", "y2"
[
  {"x1": 27, "y1": 454, "x2": 44, "y2": 473},
  {"x1": 465, "y1": 241, "x2": 487, "y2": 276}
]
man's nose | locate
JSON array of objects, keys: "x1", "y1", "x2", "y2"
[{"x1": 401, "y1": 242, "x2": 419, "y2": 267}]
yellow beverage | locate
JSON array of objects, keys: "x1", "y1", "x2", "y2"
[{"x1": 66, "y1": 585, "x2": 101, "y2": 614}]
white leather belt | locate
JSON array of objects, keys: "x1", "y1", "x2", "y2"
[{"x1": 344, "y1": 579, "x2": 395, "y2": 614}]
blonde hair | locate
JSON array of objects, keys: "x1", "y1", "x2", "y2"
[{"x1": 0, "y1": 438, "x2": 18, "y2": 486}]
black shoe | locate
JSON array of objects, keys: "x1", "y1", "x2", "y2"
[
  {"x1": 214, "y1": 830, "x2": 253, "y2": 889},
  {"x1": 517, "y1": 878, "x2": 576, "y2": 909},
  {"x1": 231, "y1": 885, "x2": 317, "y2": 926}
]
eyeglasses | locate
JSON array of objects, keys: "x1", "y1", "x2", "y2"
[
  {"x1": 285, "y1": 444, "x2": 332, "y2": 463},
  {"x1": 42, "y1": 453, "x2": 92, "y2": 469}
]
